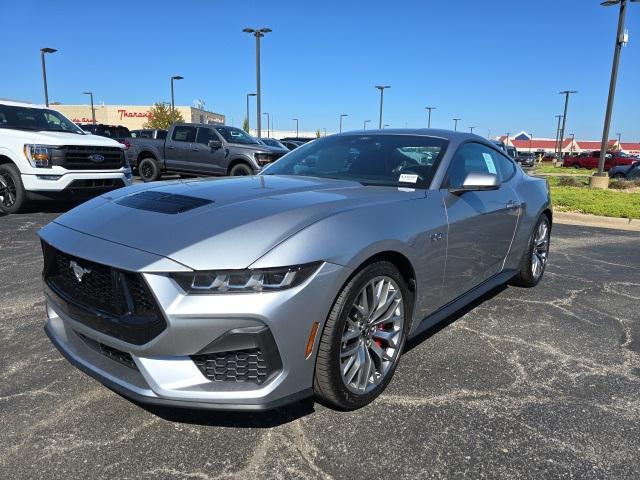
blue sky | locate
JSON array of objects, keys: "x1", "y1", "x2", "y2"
[{"x1": 1, "y1": 0, "x2": 638, "y2": 140}]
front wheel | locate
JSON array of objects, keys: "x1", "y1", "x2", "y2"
[
  {"x1": 0, "y1": 163, "x2": 27, "y2": 214},
  {"x1": 510, "y1": 215, "x2": 551, "y2": 288},
  {"x1": 613, "y1": 173, "x2": 625, "y2": 179},
  {"x1": 314, "y1": 261, "x2": 410, "y2": 410},
  {"x1": 229, "y1": 163, "x2": 253, "y2": 176}
]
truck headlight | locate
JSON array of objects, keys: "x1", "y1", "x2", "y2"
[
  {"x1": 23, "y1": 144, "x2": 54, "y2": 168},
  {"x1": 171, "y1": 262, "x2": 322, "y2": 294},
  {"x1": 255, "y1": 153, "x2": 274, "y2": 165}
]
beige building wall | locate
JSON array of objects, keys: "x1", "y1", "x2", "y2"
[{"x1": 49, "y1": 104, "x2": 225, "y2": 130}]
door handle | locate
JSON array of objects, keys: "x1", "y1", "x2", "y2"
[
  {"x1": 506, "y1": 200, "x2": 521, "y2": 209},
  {"x1": 167, "y1": 146, "x2": 175, "y2": 150},
  {"x1": 191, "y1": 148, "x2": 199, "y2": 152}
]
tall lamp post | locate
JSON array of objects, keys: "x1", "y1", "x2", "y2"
[
  {"x1": 557, "y1": 90, "x2": 577, "y2": 161},
  {"x1": 339, "y1": 114, "x2": 348, "y2": 133},
  {"x1": 616, "y1": 132, "x2": 622, "y2": 149},
  {"x1": 170, "y1": 75, "x2": 183, "y2": 115},
  {"x1": 292, "y1": 118, "x2": 299, "y2": 138},
  {"x1": 363, "y1": 120, "x2": 371, "y2": 130},
  {"x1": 570, "y1": 133, "x2": 575, "y2": 155},
  {"x1": 40, "y1": 47, "x2": 57, "y2": 107},
  {"x1": 83, "y1": 91, "x2": 96, "y2": 124},
  {"x1": 375, "y1": 85, "x2": 390, "y2": 129},
  {"x1": 425, "y1": 106, "x2": 436, "y2": 128},
  {"x1": 529, "y1": 133, "x2": 533, "y2": 152},
  {"x1": 469, "y1": 126, "x2": 475, "y2": 133},
  {"x1": 263, "y1": 112, "x2": 270, "y2": 137},
  {"x1": 453, "y1": 118, "x2": 461, "y2": 131},
  {"x1": 243, "y1": 28, "x2": 272, "y2": 138},
  {"x1": 246, "y1": 93, "x2": 256, "y2": 132}
]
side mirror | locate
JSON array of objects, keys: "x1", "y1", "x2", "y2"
[
  {"x1": 449, "y1": 172, "x2": 500, "y2": 194},
  {"x1": 208, "y1": 140, "x2": 222, "y2": 149}
]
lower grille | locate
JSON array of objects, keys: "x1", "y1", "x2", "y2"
[
  {"x1": 66, "y1": 178, "x2": 125, "y2": 190},
  {"x1": 76, "y1": 332, "x2": 138, "y2": 370},
  {"x1": 192, "y1": 349, "x2": 269, "y2": 384}
]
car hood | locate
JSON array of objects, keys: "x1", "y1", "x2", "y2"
[
  {"x1": 51, "y1": 175, "x2": 424, "y2": 271},
  {"x1": 7, "y1": 130, "x2": 123, "y2": 147}
]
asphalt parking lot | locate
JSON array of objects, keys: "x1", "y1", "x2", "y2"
[{"x1": 1, "y1": 208, "x2": 639, "y2": 479}]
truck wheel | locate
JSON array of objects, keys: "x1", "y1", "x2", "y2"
[
  {"x1": 138, "y1": 157, "x2": 160, "y2": 182},
  {"x1": 0, "y1": 163, "x2": 27, "y2": 214},
  {"x1": 613, "y1": 173, "x2": 625, "y2": 179},
  {"x1": 572, "y1": 163, "x2": 580, "y2": 169},
  {"x1": 229, "y1": 163, "x2": 253, "y2": 176}
]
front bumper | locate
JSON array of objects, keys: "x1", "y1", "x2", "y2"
[
  {"x1": 22, "y1": 170, "x2": 132, "y2": 195},
  {"x1": 42, "y1": 233, "x2": 350, "y2": 410}
]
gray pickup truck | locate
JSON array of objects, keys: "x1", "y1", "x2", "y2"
[{"x1": 127, "y1": 123, "x2": 288, "y2": 181}]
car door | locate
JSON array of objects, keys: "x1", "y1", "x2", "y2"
[
  {"x1": 440, "y1": 142, "x2": 521, "y2": 302},
  {"x1": 628, "y1": 162, "x2": 640, "y2": 179},
  {"x1": 189, "y1": 127, "x2": 227, "y2": 175},
  {"x1": 165, "y1": 125, "x2": 197, "y2": 170}
]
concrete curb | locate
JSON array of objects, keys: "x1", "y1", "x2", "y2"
[{"x1": 553, "y1": 211, "x2": 640, "y2": 232}]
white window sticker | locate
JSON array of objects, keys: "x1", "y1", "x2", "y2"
[
  {"x1": 399, "y1": 173, "x2": 418, "y2": 183},
  {"x1": 482, "y1": 153, "x2": 497, "y2": 174}
]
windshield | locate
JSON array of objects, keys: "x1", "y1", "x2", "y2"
[
  {"x1": 214, "y1": 126, "x2": 259, "y2": 145},
  {"x1": 0, "y1": 104, "x2": 84, "y2": 134},
  {"x1": 261, "y1": 138, "x2": 287, "y2": 149},
  {"x1": 262, "y1": 134, "x2": 448, "y2": 188}
]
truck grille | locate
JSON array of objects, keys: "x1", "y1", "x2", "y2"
[
  {"x1": 42, "y1": 242, "x2": 166, "y2": 345},
  {"x1": 191, "y1": 349, "x2": 270, "y2": 384},
  {"x1": 52, "y1": 145, "x2": 124, "y2": 170}
]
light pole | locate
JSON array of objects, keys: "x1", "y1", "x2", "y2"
[
  {"x1": 170, "y1": 75, "x2": 183, "y2": 115},
  {"x1": 616, "y1": 132, "x2": 622, "y2": 149},
  {"x1": 488, "y1": 129, "x2": 492, "y2": 139},
  {"x1": 323, "y1": 128, "x2": 327, "y2": 137},
  {"x1": 40, "y1": 47, "x2": 57, "y2": 107},
  {"x1": 83, "y1": 91, "x2": 96, "y2": 124},
  {"x1": 557, "y1": 90, "x2": 577, "y2": 161},
  {"x1": 505, "y1": 132, "x2": 510, "y2": 148},
  {"x1": 363, "y1": 120, "x2": 371, "y2": 130},
  {"x1": 339, "y1": 114, "x2": 348, "y2": 133},
  {"x1": 453, "y1": 118, "x2": 461, "y2": 131},
  {"x1": 375, "y1": 85, "x2": 390, "y2": 129},
  {"x1": 243, "y1": 28, "x2": 272, "y2": 138},
  {"x1": 425, "y1": 106, "x2": 436, "y2": 128},
  {"x1": 469, "y1": 126, "x2": 475, "y2": 133},
  {"x1": 263, "y1": 112, "x2": 270, "y2": 137},
  {"x1": 246, "y1": 93, "x2": 256, "y2": 132},
  {"x1": 383, "y1": 124, "x2": 390, "y2": 129},
  {"x1": 554, "y1": 115, "x2": 563, "y2": 161},
  {"x1": 292, "y1": 118, "x2": 299, "y2": 138},
  {"x1": 570, "y1": 133, "x2": 575, "y2": 154}
]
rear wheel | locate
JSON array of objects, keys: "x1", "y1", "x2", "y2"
[
  {"x1": 511, "y1": 215, "x2": 550, "y2": 288},
  {"x1": 613, "y1": 173, "x2": 625, "y2": 179},
  {"x1": 229, "y1": 163, "x2": 253, "y2": 176},
  {"x1": 0, "y1": 163, "x2": 27, "y2": 214},
  {"x1": 314, "y1": 261, "x2": 410, "y2": 410},
  {"x1": 138, "y1": 157, "x2": 160, "y2": 182},
  {"x1": 572, "y1": 163, "x2": 581, "y2": 169}
]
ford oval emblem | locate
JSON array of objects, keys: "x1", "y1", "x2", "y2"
[{"x1": 88, "y1": 154, "x2": 105, "y2": 163}]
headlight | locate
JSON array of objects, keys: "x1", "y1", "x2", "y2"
[
  {"x1": 171, "y1": 262, "x2": 322, "y2": 294},
  {"x1": 24, "y1": 144, "x2": 55, "y2": 168},
  {"x1": 255, "y1": 153, "x2": 274, "y2": 165}
]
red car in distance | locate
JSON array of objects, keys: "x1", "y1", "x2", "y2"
[{"x1": 563, "y1": 151, "x2": 638, "y2": 170}]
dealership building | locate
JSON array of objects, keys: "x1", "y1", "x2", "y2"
[{"x1": 49, "y1": 104, "x2": 225, "y2": 130}]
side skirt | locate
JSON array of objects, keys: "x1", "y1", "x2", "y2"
[{"x1": 408, "y1": 270, "x2": 516, "y2": 339}]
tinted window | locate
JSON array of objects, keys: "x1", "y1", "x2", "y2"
[
  {"x1": 0, "y1": 104, "x2": 83, "y2": 134},
  {"x1": 196, "y1": 127, "x2": 216, "y2": 145},
  {"x1": 262, "y1": 134, "x2": 448, "y2": 188},
  {"x1": 156, "y1": 130, "x2": 167, "y2": 140},
  {"x1": 445, "y1": 142, "x2": 505, "y2": 187},
  {"x1": 172, "y1": 126, "x2": 196, "y2": 142},
  {"x1": 494, "y1": 151, "x2": 516, "y2": 181},
  {"x1": 214, "y1": 126, "x2": 260, "y2": 145}
]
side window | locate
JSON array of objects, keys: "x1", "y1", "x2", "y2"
[
  {"x1": 172, "y1": 126, "x2": 196, "y2": 142},
  {"x1": 445, "y1": 142, "x2": 498, "y2": 188},
  {"x1": 494, "y1": 151, "x2": 516, "y2": 182},
  {"x1": 196, "y1": 127, "x2": 215, "y2": 145},
  {"x1": 157, "y1": 130, "x2": 167, "y2": 140}
]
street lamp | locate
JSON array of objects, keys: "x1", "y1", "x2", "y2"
[
  {"x1": 363, "y1": 120, "x2": 371, "y2": 130},
  {"x1": 40, "y1": 47, "x2": 57, "y2": 107},
  {"x1": 469, "y1": 126, "x2": 475, "y2": 133},
  {"x1": 246, "y1": 93, "x2": 256, "y2": 132},
  {"x1": 425, "y1": 107, "x2": 436, "y2": 128},
  {"x1": 292, "y1": 118, "x2": 299, "y2": 138},
  {"x1": 263, "y1": 112, "x2": 270, "y2": 137},
  {"x1": 83, "y1": 91, "x2": 96, "y2": 124},
  {"x1": 529, "y1": 132, "x2": 533, "y2": 152},
  {"x1": 375, "y1": 85, "x2": 390, "y2": 129},
  {"x1": 383, "y1": 124, "x2": 390, "y2": 129},
  {"x1": 557, "y1": 90, "x2": 577, "y2": 161},
  {"x1": 453, "y1": 118, "x2": 461, "y2": 131},
  {"x1": 339, "y1": 114, "x2": 348, "y2": 133},
  {"x1": 170, "y1": 75, "x2": 183, "y2": 114},
  {"x1": 616, "y1": 132, "x2": 622, "y2": 149},
  {"x1": 554, "y1": 115, "x2": 563, "y2": 162},
  {"x1": 243, "y1": 27, "x2": 272, "y2": 138},
  {"x1": 570, "y1": 133, "x2": 575, "y2": 154}
]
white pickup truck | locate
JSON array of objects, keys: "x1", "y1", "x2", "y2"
[{"x1": 0, "y1": 99, "x2": 132, "y2": 214}]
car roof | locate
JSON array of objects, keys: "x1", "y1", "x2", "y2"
[
  {"x1": 0, "y1": 98, "x2": 46, "y2": 108},
  {"x1": 334, "y1": 128, "x2": 488, "y2": 143}
]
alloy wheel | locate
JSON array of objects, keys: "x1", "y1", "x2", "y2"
[
  {"x1": 0, "y1": 172, "x2": 16, "y2": 208},
  {"x1": 340, "y1": 276, "x2": 404, "y2": 394},
  {"x1": 531, "y1": 219, "x2": 549, "y2": 280}
]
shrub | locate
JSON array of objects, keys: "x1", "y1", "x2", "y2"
[
  {"x1": 609, "y1": 178, "x2": 640, "y2": 190},
  {"x1": 557, "y1": 176, "x2": 583, "y2": 188}
]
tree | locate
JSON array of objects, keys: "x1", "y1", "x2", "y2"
[
  {"x1": 143, "y1": 103, "x2": 185, "y2": 129},
  {"x1": 316, "y1": 129, "x2": 321, "y2": 138},
  {"x1": 243, "y1": 117, "x2": 250, "y2": 133}
]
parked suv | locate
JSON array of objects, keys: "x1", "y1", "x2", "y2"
[
  {"x1": 0, "y1": 99, "x2": 132, "y2": 214},
  {"x1": 128, "y1": 124, "x2": 287, "y2": 181},
  {"x1": 79, "y1": 123, "x2": 131, "y2": 142},
  {"x1": 516, "y1": 151, "x2": 536, "y2": 167}
]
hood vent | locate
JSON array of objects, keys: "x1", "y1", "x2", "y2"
[{"x1": 116, "y1": 191, "x2": 213, "y2": 214}]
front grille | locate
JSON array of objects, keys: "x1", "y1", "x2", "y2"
[
  {"x1": 52, "y1": 145, "x2": 124, "y2": 170},
  {"x1": 42, "y1": 242, "x2": 166, "y2": 345},
  {"x1": 66, "y1": 178, "x2": 125, "y2": 190},
  {"x1": 76, "y1": 332, "x2": 138, "y2": 370},
  {"x1": 192, "y1": 349, "x2": 270, "y2": 384}
]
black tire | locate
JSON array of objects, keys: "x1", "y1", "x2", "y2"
[
  {"x1": 138, "y1": 157, "x2": 160, "y2": 182},
  {"x1": 572, "y1": 163, "x2": 581, "y2": 169},
  {"x1": 229, "y1": 163, "x2": 253, "y2": 176},
  {"x1": 313, "y1": 261, "x2": 411, "y2": 410},
  {"x1": 613, "y1": 173, "x2": 625, "y2": 179},
  {"x1": 510, "y1": 214, "x2": 551, "y2": 288},
  {"x1": 0, "y1": 163, "x2": 27, "y2": 214}
]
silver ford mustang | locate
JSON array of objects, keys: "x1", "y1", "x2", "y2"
[{"x1": 39, "y1": 129, "x2": 551, "y2": 411}]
